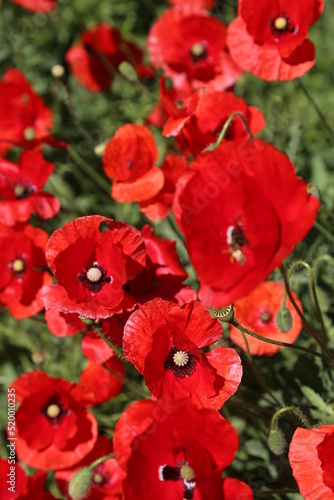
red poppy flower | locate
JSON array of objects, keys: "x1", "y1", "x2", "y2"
[
  {"x1": 289, "y1": 424, "x2": 334, "y2": 500},
  {"x1": 79, "y1": 358, "x2": 125, "y2": 407},
  {"x1": 227, "y1": 0, "x2": 323, "y2": 81},
  {"x1": 162, "y1": 84, "x2": 265, "y2": 156},
  {"x1": 0, "y1": 151, "x2": 60, "y2": 226},
  {"x1": 139, "y1": 155, "x2": 190, "y2": 220},
  {"x1": 123, "y1": 298, "x2": 242, "y2": 409},
  {"x1": 229, "y1": 281, "x2": 303, "y2": 355},
  {"x1": 10, "y1": 371, "x2": 98, "y2": 470},
  {"x1": 65, "y1": 24, "x2": 144, "y2": 92},
  {"x1": 45, "y1": 310, "x2": 125, "y2": 363},
  {"x1": 42, "y1": 215, "x2": 147, "y2": 318},
  {"x1": 55, "y1": 436, "x2": 125, "y2": 500},
  {"x1": 0, "y1": 461, "x2": 58, "y2": 500},
  {"x1": 222, "y1": 478, "x2": 253, "y2": 499},
  {"x1": 113, "y1": 399, "x2": 239, "y2": 500},
  {"x1": 11, "y1": 0, "x2": 57, "y2": 12},
  {"x1": 173, "y1": 139, "x2": 320, "y2": 306},
  {"x1": 0, "y1": 69, "x2": 66, "y2": 152},
  {"x1": 0, "y1": 223, "x2": 52, "y2": 319},
  {"x1": 148, "y1": 6, "x2": 242, "y2": 91},
  {"x1": 168, "y1": 0, "x2": 215, "y2": 8},
  {"x1": 102, "y1": 124, "x2": 164, "y2": 203}
]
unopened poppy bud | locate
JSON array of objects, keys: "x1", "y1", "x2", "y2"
[
  {"x1": 118, "y1": 61, "x2": 138, "y2": 82},
  {"x1": 51, "y1": 64, "x2": 65, "y2": 78},
  {"x1": 275, "y1": 307, "x2": 292, "y2": 333},
  {"x1": 94, "y1": 142, "x2": 107, "y2": 157},
  {"x1": 267, "y1": 427, "x2": 286, "y2": 456},
  {"x1": 31, "y1": 349, "x2": 46, "y2": 366},
  {"x1": 307, "y1": 182, "x2": 321, "y2": 201},
  {"x1": 68, "y1": 467, "x2": 93, "y2": 500},
  {"x1": 213, "y1": 305, "x2": 234, "y2": 323}
]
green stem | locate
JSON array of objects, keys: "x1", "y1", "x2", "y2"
[
  {"x1": 204, "y1": 112, "x2": 254, "y2": 152},
  {"x1": 298, "y1": 79, "x2": 334, "y2": 141},
  {"x1": 94, "y1": 326, "x2": 125, "y2": 361},
  {"x1": 314, "y1": 221, "x2": 334, "y2": 244},
  {"x1": 239, "y1": 329, "x2": 252, "y2": 361},
  {"x1": 231, "y1": 319, "x2": 326, "y2": 361},
  {"x1": 313, "y1": 254, "x2": 334, "y2": 279},
  {"x1": 68, "y1": 147, "x2": 111, "y2": 196},
  {"x1": 89, "y1": 454, "x2": 114, "y2": 470},
  {"x1": 287, "y1": 260, "x2": 326, "y2": 342},
  {"x1": 279, "y1": 265, "x2": 334, "y2": 367}
]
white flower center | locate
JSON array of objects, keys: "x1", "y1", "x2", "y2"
[
  {"x1": 87, "y1": 267, "x2": 102, "y2": 282},
  {"x1": 191, "y1": 42, "x2": 205, "y2": 57},
  {"x1": 173, "y1": 350, "x2": 189, "y2": 367},
  {"x1": 12, "y1": 259, "x2": 25, "y2": 273},
  {"x1": 24, "y1": 126, "x2": 35, "y2": 140},
  {"x1": 46, "y1": 403, "x2": 61, "y2": 418},
  {"x1": 93, "y1": 472, "x2": 104, "y2": 485},
  {"x1": 274, "y1": 17, "x2": 287, "y2": 30}
]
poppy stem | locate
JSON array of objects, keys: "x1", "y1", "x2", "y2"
[
  {"x1": 270, "y1": 406, "x2": 310, "y2": 430},
  {"x1": 287, "y1": 260, "x2": 326, "y2": 342},
  {"x1": 230, "y1": 319, "x2": 326, "y2": 361},
  {"x1": 279, "y1": 265, "x2": 334, "y2": 367},
  {"x1": 68, "y1": 147, "x2": 111, "y2": 196},
  {"x1": 298, "y1": 79, "x2": 334, "y2": 141},
  {"x1": 94, "y1": 326, "x2": 126, "y2": 361},
  {"x1": 89, "y1": 453, "x2": 115, "y2": 469},
  {"x1": 204, "y1": 111, "x2": 254, "y2": 152}
]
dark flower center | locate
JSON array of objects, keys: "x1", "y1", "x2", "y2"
[
  {"x1": 261, "y1": 310, "x2": 272, "y2": 323},
  {"x1": 159, "y1": 461, "x2": 196, "y2": 499},
  {"x1": 9, "y1": 258, "x2": 26, "y2": 279},
  {"x1": 14, "y1": 182, "x2": 36, "y2": 199},
  {"x1": 77, "y1": 261, "x2": 111, "y2": 293},
  {"x1": 164, "y1": 346, "x2": 196, "y2": 378},
  {"x1": 190, "y1": 42, "x2": 208, "y2": 63},
  {"x1": 269, "y1": 15, "x2": 297, "y2": 37},
  {"x1": 41, "y1": 397, "x2": 69, "y2": 425},
  {"x1": 226, "y1": 223, "x2": 248, "y2": 266}
]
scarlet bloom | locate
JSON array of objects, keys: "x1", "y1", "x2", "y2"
[
  {"x1": 79, "y1": 358, "x2": 125, "y2": 407},
  {"x1": 45, "y1": 310, "x2": 125, "y2": 363},
  {"x1": 139, "y1": 155, "x2": 190, "y2": 220},
  {"x1": 0, "y1": 151, "x2": 60, "y2": 226},
  {"x1": 65, "y1": 24, "x2": 145, "y2": 92},
  {"x1": 102, "y1": 124, "x2": 164, "y2": 203},
  {"x1": 168, "y1": 0, "x2": 215, "y2": 8},
  {"x1": 161, "y1": 81, "x2": 265, "y2": 156},
  {"x1": 113, "y1": 399, "x2": 239, "y2": 500},
  {"x1": 0, "y1": 69, "x2": 66, "y2": 153},
  {"x1": 11, "y1": 0, "x2": 57, "y2": 12},
  {"x1": 10, "y1": 371, "x2": 98, "y2": 470},
  {"x1": 55, "y1": 436, "x2": 125, "y2": 500},
  {"x1": 123, "y1": 298, "x2": 242, "y2": 410},
  {"x1": 173, "y1": 139, "x2": 320, "y2": 306},
  {"x1": 289, "y1": 424, "x2": 334, "y2": 500},
  {"x1": 0, "y1": 459, "x2": 57, "y2": 499},
  {"x1": 227, "y1": 0, "x2": 324, "y2": 81},
  {"x1": 229, "y1": 281, "x2": 303, "y2": 355},
  {"x1": 0, "y1": 223, "x2": 52, "y2": 319},
  {"x1": 148, "y1": 6, "x2": 242, "y2": 91},
  {"x1": 42, "y1": 215, "x2": 147, "y2": 319}
]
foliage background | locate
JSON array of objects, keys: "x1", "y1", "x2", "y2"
[{"x1": 0, "y1": 0, "x2": 334, "y2": 498}]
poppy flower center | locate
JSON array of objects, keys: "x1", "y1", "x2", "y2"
[
  {"x1": 226, "y1": 224, "x2": 248, "y2": 266},
  {"x1": 274, "y1": 17, "x2": 287, "y2": 31},
  {"x1": 23, "y1": 126, "x2": 35, "y2": 140},
  {"x1": 46, "y1": 403, "x2": 61, "y2": 419},
  {"x1": 261, "y1": 310, "x2": 272, "y2": 323},
  {"x1": 11, "y1": 259, "x2": 25, "y2": 273},
  {"x1": 190, "y1": 42, "x2": 207, "y2": 63},
  {"x1": 164, "y1": 346, "x2": 196, "y2": 378},
  {"x1": 92, "y1": 472, "x2": 104, "y2": 485},
  {"x1": 159, "y1": 461, "x2": 196, "y2": 499},
  {"x1": 78, "y1": 262, "x2": 111, "y2": 293},
  {"x1": 14, "y1": 182, "x2": 36, "y2": 199}
]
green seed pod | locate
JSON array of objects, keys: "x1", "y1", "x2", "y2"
[
  {"x1": 68, "y1": 467, "x2": 93, "y2": 500},
  {"x1": 275, "y1": 307, "x2": 292, "y2": 333},
  {"x1": 213, "y1": 305, "x2": 234, "y2": 323},
  {"x1": 267, "y1": 427, "x2": 286, "y2": 456},
  {"x1": 118, "y1": 61, "x2": 138, "y2": 82}
]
